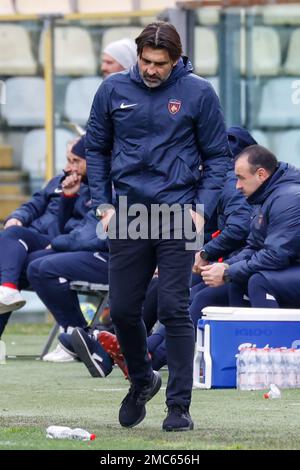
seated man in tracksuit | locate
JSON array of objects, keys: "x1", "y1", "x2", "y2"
[
  {"x1": 0, "y1": 136, "x2": 90, "y2": 338},
  {"x1": 26, "y1": 208, "x2": 111, "y2": 364},
  {"x1": 201, "y1": 145, "x2": 300, "y2": 310}
]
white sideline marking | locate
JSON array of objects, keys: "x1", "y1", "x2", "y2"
[
  {"x1": 92, "y1": 387, "x2": 166, "y2": 392},
  {"x1": 93, "y1": 388, "x2": 129, "y2": 392}
]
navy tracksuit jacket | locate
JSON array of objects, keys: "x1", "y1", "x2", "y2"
[{"x1": 226, "y1": 162, "x2": 300, "y2": 307}]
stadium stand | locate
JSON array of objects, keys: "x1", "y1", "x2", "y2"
[
  {"x1": 283, "y1": 28, "x2": 300, "y2": 76},
  {"x1": 194, "y1": 26, "x2": 218, "y2": 76},
  {"x1": 207, "y1": 76, "x2": 219, "y2": 96},
  {"x1": 257, "y1": 78, "x2": 300, "y2": 127},
  {"x1": 14, "y1": 0, "x2": 74, "y2": 14},
  {"x1": 0, "y1": 143, "x2": 28, "y2": 222},
  {"x1": 250, "y1": 129, "x2": 270, "y2": 149},
  {"x1": 0, "y1": 0, "x2": 15, "y2": 14},
  {"x1": 77, "y1": 0, "x2": 133, "y2": 14},
  {"x1": 64, "y1": 77, "x2": 102, "y2": 126},
  {"x1": 39, "y1": 27, "x2": 97, "y2": 76},
  {"x1": 140, "y1": 0, "x2": 177, "y2": 8},
  {"x1": 101, "y1": 26, "x2": 142, "y2": 51},
  {"x1": 262, "y1": 4, "x2": 300, "y2": 25},
  {"x1": 195, "y1": 6, "x2": 220, "y2": 25},
  {"x1": 271, "y1": 130, "x2": 300, "y2": 167},
  {"x1": 22, "y1": 128, "x2": 75, "y2": 191},
  {"x1": 240, "y1": 26, "x2": 281, "y2": 76},
  {"x1": 0, "y1": 24, "x2": 37, "y2": 75},
  {"x1": 1, "y1": 77, "x2": 45, "y2": 127}
]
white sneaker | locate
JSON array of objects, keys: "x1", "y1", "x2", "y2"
[
  {"x1": 0, "y1": 286, "x2": 26, "y2": 314},
  {"x1": 42, "y1": 344, "x2": 76, "y2": 363}
]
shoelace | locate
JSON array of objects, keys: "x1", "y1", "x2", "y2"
[
  {"x1": 121, "y1": 381, "x2": 153, "y2": 407},
  {"x1": 166, "y1": 404, "x2": 188, "y2": 416},
  {"x1": 121, "y1": 385, "x2": 138, "y2": 405}
]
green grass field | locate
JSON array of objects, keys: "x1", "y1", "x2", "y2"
[{"x1": 1, "y1": 323, "x2": 300, "y2": 450}]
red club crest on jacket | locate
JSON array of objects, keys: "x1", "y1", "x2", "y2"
[{"x1": 168, "y1": 99, "x2": 181, "y2": 114}]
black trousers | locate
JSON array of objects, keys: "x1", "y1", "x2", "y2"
[{"x1": 109, "y1": 232, "x2": 195, "y2": 408}]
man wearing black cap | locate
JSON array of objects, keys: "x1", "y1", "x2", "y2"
[{"x1": 0, "y1": 136, "x2": 91, "y2": 340}]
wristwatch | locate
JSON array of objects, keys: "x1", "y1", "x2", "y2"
[
  {"x1": 199, "y1": 249, "x2": 209, "y2": 261},
  {"x1": 223, "y1": 268, "x2": 231, "y2": 283}
]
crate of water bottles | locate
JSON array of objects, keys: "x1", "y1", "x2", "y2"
[
  {"x1": 236, "y1": 343, "x2": 300, "y2": 390},
  {"x1": 193, "y1": 307, "x2": 300, "y2": 389}
]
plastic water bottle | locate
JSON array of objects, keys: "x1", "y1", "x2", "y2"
[
  {"x1": 284, "y1": 348, "x2": 296, "y2": 388},
  {"x1": 236, "y1": 343, "x2": 252, "y2": 390},
  {"x1": 261, "y1": 347, "x2": 273, "y2": 388},
  {"x1": 254, "y1": 348, "x2": 266, "y2": 390},
  {"x1": 263, "y1": 383, "x2": 281, "y2": 399},
  {"x1": 247, "y1": 347, "x2": 260, "y2": 390},
  {"x1": 46, "y1": 425, "x2": 96, "y2": 441},
  {"x1": 272, "y1": 348, "x2": 283, "y2": 388},
  {"x1": 295, "y1": 349, "x2": 300, "y2": 387}
]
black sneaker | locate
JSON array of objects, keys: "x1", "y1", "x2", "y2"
[
  {"x1": 71, "y1": 327, "x2": 113, "y2": 378},
  {"x1": 162, "y1": 405, "x2": 194, "y2": 432},
  {"x1": 119, "y1": 370, "x2": 162, "y2": 428}
]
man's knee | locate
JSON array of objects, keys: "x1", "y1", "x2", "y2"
[
  {"x1": 158, "y1": 295, "x2": 190, "y2": 326},
  {"x1": 1, "y1": 226, "x2": 26, "y2": 240},
  {"x1": 110, "y1": 298, "x2": 142, "y2": 326},
  {"x1": 27, "y1": 257, "x2": 51, "y2": 284},
  {"x1": 26, "y1": 259, "x2": 42, "y2": 284},
  {"x1": 248, "y1": 273, "x2": 266, "y2": 293}
]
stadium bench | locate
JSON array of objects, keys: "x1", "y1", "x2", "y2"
[{"x1": 40, "y1": 281, "x2": 109, "y2": 359}]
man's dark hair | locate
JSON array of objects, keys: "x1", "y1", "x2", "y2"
[
  {"x1": 135, "y1": 21, "x2": 182, "y2": 62},
  {"x1": 235, "y1": 144, "x2": 278, "y2": 175}
]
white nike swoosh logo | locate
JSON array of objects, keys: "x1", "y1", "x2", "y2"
[
  {"x1": 92, "y1": 353, "x2": 103, "y2": 363},
  {"x1": 93, "y1": 253, "x2": 107, "y2": 262},
  {"x1": 120, "y1": 103, "x2": 138, "y2": 109},
  {"x1": 54, "y1": 188, "x2": 63, "y2": 193}
]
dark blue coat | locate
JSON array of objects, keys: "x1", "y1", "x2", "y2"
[
  {"x1": 51, "y1": 209, "x2": 108, "y2": 252},
  {"x1": 7, "y1": 175, "x2": 63, "y2": 239},
  {"x1": 227, "y1": 162, "x2": 300, "y2": 283},
  {"x1": 85, "y1": 57, "x2": 230, "y2": 221},
  {"x1": 55, "y1": 182, "x2": 92, "y2": 235},
  {"x1": 203, "y1": 170, "x2": 252, "y2": 260},
  {"x1": 227, "y1": 126, "x2": 257, "y2": 158},
  {"x1": 202, "y1": 126, "x2": 256, "y2": 258},
  {"x1": 7, "y1": 175, "x2": 93, "y2": 243}
]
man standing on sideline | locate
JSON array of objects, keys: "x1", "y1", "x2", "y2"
[{"x1": 86, "y1": 22, "x2": 230, "y2": 431}]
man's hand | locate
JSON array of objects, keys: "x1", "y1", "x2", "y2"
[
  {"x1": 101, "y1": 208, "x2": 116, "y2": 233},
  {"x1": 189, "y1": 209, "x2": 204, "y2": 234},
  {"x1": 193, "y1": 251, "x2": 209, "y2": 274},
  {"x1": 201, "y1": 263, "x2": 227, "y2": 287},
  {"x1": 4, "y1": 218, "x2": 23, "y2": 229},
  {"x1": 62, "y1": 173, "x2": 82, "y2": 196}
]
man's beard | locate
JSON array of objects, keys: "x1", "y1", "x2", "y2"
[
  {"x1": 142, "y1": 75, "x2": 162, "y2": 88},
  {"x1": 142, "y1": 69, "x2": 172, "y2": 88}
]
